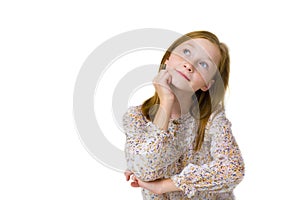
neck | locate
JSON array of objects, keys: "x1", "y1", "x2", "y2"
[{"x1": 170, "y1": 87, "x2": 195, "y2": 119}]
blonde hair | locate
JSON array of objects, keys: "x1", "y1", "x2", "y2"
[{"x1": 141, "y1": 31, "x2": 230, "y2": 151}]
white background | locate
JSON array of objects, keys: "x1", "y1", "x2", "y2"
[{"x1": 1, "y1": 0, "x2": 299, "y2": 199}]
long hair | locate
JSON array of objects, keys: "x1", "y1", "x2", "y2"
[{"x1": 141, "y1": 31, "x2": 230, "y2": 151}]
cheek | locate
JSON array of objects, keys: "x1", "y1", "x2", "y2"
[
  {"x1": 196, "y1": 67, "x2": 217, "y2": 83},
  {"x1": 192, "y1": 74, "x2": 206, "y2": 90},
  {"x1": 165, "y1": 54, "x2": 184, "y2": 66}
]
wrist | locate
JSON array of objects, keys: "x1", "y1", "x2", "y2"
[
  {"x1": 153, "y1": 105, "x2": 171, "y2": 131},
  {"x1": 159, "y1": 99, "x2": 174, "y2": 109},
  {"x1": 161, "y1": 178, "x2": 180, "y2": 194},
  {"x1": 159, "y1": 94, "x2": 175, "y2": 104}
]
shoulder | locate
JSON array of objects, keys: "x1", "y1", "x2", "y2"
[
  {"x1": 206, "y1": 107, "x2": 232, "y2": 134},
  {"x1": 124, "y1": 105, "x2": 142, "y2": 116},
  {"x1": 123, "y1": 105, "x2": 147, "y2": 122}
]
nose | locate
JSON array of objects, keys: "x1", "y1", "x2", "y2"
[{"x1": 183, "y1": 63, "x2": 194, "y2": 72}]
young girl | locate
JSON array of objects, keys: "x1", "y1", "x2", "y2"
[{"x1": 123, "y1": 31, "x2": 245, "y2": 199}]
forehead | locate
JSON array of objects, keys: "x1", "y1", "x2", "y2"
[{"x1": 175, "y1": 38, "x2": 221, "y2": 65}]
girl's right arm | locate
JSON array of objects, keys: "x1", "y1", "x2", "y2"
[
  {"x1": 124, "y1": 69, "x2": 185, "y2": 181},
  {"x1": 152, "y1": 69, "x2": 174, "y2": 130},
  {"x1": 123, "y1": 106, "x2": 182, "y2": 182}
]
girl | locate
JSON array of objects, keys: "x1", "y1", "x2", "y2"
[{"x1": 123, "y1": 31, "x2": 245, "y2": 199}]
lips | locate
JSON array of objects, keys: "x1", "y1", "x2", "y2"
[{"x1": 176, "y1": 70, "x2": 190, "y2": 81}]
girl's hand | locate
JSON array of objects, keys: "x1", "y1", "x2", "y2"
[
  {"x1": 124, "y1": 170, "x2": 133, "y2": 181},
  {"x1": 152, "y1": 68, "x2": 175, "y2": 105},
  {"x1": 126, "y1": 172, "x2": 164, "y2": 194},
  {"x1": 124, "y1": 170, "x2": 180, "y2": 195},
  {"x1": 152, "y1": 67, "x2": 175, "y2": 130}
]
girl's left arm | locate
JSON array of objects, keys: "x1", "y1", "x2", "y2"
[
  {"x1": 128, "y1": 116, "x2": 245, "y2": 197},
  {"x1": 169, "y1": 117, "x2": 245, "y2": 198},
  {"x1": 126, "y1": 172, "x2": 180, "y2": 195},
  {"x1": 123, "y1": 106, "x2": 185, "y2": 182}
]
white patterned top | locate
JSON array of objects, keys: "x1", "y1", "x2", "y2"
[{"x1": 123, "y1": 105, "x2": 244, "y2": 199}]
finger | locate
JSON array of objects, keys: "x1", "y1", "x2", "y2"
[
  {"x1": 132, "y1": 176, "x2": 138, "y2": 182},
  {"x1": 131, "y1": 175, "x2": 137, "y2": 181},
  {"x1": 153, "y1": 72, "x2": 172, "y2": 86},
  {"x1": 125, "y1": 170, "x2": 133, "y2": 175},
  {"x1": 153, "y1": 71, "x2": 167, "y2": 83},
  {"x1": 124, "y1": 171, "x2": 133, "y2": 181},
  {"x1": 130, "y1": 181, "x2": 140, "y2": 187},
  {"x1": 167, "y1": 74, "x2": 172, "y2": 85}
]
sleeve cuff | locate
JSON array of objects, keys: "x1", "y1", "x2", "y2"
[
  {"x1": 170, "y1": 173, "x2": 196, "y2": 198},
  {"x1": 145, "y1": 121, "x2": 176, "y2": 139}
]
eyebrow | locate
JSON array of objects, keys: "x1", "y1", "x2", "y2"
[
  {"x1": 183, "y1": 42, "x2": 216, "y2": 66},
  {"x1": 184, "y1": 43, "x2": 195, "y2": 48}
]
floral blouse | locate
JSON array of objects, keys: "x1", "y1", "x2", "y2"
[{"x1": 123, "y1": 105, "x2": 245, "y2": 200}]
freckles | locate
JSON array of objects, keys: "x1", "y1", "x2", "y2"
[
  {"x1": 167, "y1": 53, "x2": 184, "y2": 64},
  {"x1": 193, "y1": 74, "x2": 207, "y2": 89}
]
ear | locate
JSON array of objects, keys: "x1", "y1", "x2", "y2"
[
  {"x1": 201, "y1": 80, "x2": 215, "y2": 91},
  {"x1": 164, "y1": 59, "x2": 169, "y2": 65}
]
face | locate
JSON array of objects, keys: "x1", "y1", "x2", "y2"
[{"x1": 165, "y1": 38, "x2": 221, "y2": 92}]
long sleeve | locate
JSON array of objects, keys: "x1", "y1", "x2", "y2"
[
  {"x1": 170, "y1": 111, "x2": 245, "y2": 198},
  {"x1": 123, "y1": 106, "x2": 194, "y2": 181}
]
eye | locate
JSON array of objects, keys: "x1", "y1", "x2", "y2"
[
  {"x1": 183, "y1": 48, "x2": 191, "y2": 56},
  {"x1": 199, "y1": 61, "x2": 209, "y2": 69}
]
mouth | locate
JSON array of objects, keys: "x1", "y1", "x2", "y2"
[{"x1": 176, "y1": 70, "x2": 190, "y2": 81}]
